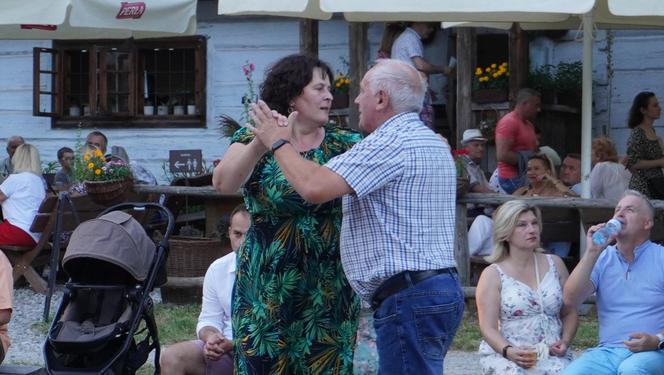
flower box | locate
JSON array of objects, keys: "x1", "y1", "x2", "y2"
[
  {"x1": 332, "y1": 92, "x2": 349, "y2": 109},
  {"x1": 84, "y1": 178, "x2": 133, "y2": 206},
  {"x1": 472, "y1": 89, "x2": 508, "y2": 104}
]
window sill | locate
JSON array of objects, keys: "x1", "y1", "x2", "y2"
[{"x1": 53, "y1": 115, "x2": 206, "y2": 129}]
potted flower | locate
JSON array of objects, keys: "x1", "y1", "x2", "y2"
[
  {"x1": 332, "y1": 72, "x2": 351, "y2": 109},
  {"x1": 143, "y1": 99, "x2": 155, "y2": 115},
  {"x1": 81, "y1": 149, "x2": 134, "y2": 206},
  {"x1": 157, "y1": 98, "x2": 169, "y2": 115},
  {"x1": 171, "y1": 97, "x2": 185, "y2": 116},
  {"x1": 186, "y1": 97, "x2": 196, "y2": 115},
  {"x1": 472, "y1": 62, "x2": 509, "y2": 103},
  {"x1": 332, "y1": 57, "x2": 351, "y2": 109}
]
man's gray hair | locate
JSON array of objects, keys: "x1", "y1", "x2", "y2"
[
  {"x1": 515, "y1": 88, "x2": 541, "y2": 104},
  {"x1": 6, "y1": 136, "x2": 24, "y2": 147},
  {"x1": 623, "y1": 189, "x2": 655, "y2": 220},
  {"x1": 366, "y1": 59, "x2": 426, "y2": 114}
]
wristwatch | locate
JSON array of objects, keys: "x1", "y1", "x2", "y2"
[
  {"x1": 657, "y1": 333, "x2": 664, "y2": 351},
  {"x1": 271, "y1": 138, "x2": 290, "y2": 153}
]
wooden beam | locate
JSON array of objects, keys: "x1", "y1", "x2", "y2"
[
  {"x1": 348, "y1": 22, "x2": 368, "y2": 131},
  {"x1": 299, "y1": 19, "x2": 319, "y2": 56},
  {"x1": 455, "y1": 203, "x2": 470, "y2": 286},
  {"x1": 455, "y1": 28, "x2": 476, "y2": 148},
  {"x1": 509, "y1": 23, "x2": 529, "y2": 100}
]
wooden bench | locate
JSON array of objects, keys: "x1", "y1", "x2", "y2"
[{"x1": 0, "y1": 195, "x2": 59, "y2": 293}]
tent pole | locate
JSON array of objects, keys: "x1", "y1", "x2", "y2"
[{"x1": 581, "y1": 11, "x2": 593, "y2": 199}]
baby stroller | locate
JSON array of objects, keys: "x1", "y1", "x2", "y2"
[{"x1": 44, "y1": 202, "x2": 173, "y2": 375}]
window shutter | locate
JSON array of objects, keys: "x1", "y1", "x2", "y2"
[{"x1": 33, "y1": 47, "x2": 61, "y2": 117}]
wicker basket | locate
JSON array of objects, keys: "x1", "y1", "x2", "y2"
[
  {"x1": 165, "y1": 236, "x2": 231, "y2": 277},
  {"x1": 84, "y1": 178, "x2": 133, "y2": 206}
]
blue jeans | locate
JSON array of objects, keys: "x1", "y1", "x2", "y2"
[
  {"x1": 498, "y1": 176, "x2": 524, "y2": 194},
  {"x1": 373, "y1": 272, "x2": 464, "y2": 375},
  {"x1": 562, "y1": 347, "x2": 664, "y2": 375}
]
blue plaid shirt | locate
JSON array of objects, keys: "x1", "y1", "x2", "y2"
[{"x1": 325, "y1": 112, "x2": 457, "y2": 303}]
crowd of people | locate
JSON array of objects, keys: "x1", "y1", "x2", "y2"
[{"x1": 0, "y1": 22, "x2": 663, "y2": 375}]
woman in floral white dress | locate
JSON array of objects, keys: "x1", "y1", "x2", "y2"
[{"x1": 476, "y1": 200, "x2": 578, "y2": 374}]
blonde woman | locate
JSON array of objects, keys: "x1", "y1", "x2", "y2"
[
  {"x1": 0, "y1": 144, "x2": 46, "y2": 246},
  {"x1": 476, "y1": 200, "x2": 578, "y2": 374}
]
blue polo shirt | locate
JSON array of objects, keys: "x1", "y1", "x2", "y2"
[{"x1": 591, "y1": 240, "x2": 664, "y2": 347}]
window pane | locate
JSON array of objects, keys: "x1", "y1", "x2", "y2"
[
  {"x1": 140, "y1": 46, "x2": 195, "y2": 115},
  {"x1": 39, "y1": 73, "x2": 53, "y2": 92},
  {"x1": 39, "y1": 94, "x2": 53, "y2": 113}
]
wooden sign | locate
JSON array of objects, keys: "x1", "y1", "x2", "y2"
[{"x1": 169, "y1": 149, "x2": 203, "y2": 174}]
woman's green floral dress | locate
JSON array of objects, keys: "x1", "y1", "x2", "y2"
[{"x1": 231, "y1": 125, "x2": 361, "y2": 375}]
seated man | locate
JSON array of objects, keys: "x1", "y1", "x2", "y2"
[
  {"x1": 563, "y1": 190, "x2": 664, "y2": 374},
  {"x1": 0, "y1": 136, "x2": 25, "y2": 184},
  {"x1": 459, "y1": 129, "x2": 492, "y2": 194},
  {"x1": 560, "y1": 153, "x2": 581, "y2": 195},
  {"x1": 0, "y1": 251, "x2": 12, "y2": 364},
  {"x1": 54, "y1": 147, "x2": 75, "y2": 190},
  {"x1": 160, "y1": 205, "x2": 250, "y2": 375}
]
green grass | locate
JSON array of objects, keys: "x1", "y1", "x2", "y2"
[
  {"x1": 451, "y1": 303, "x2": 599, "y2": 351},
  {"x1": 153, "y1": 302, "x2": 200, "y2": 345}
]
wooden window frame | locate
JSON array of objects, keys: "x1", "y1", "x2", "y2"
[{"x1": 34, "y1": 36, "x2": 206, "y2": 129}]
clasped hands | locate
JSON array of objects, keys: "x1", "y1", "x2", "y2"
[
  {"x1": 203, "y1": 332, "x2": 232, "y2": 361},
  {"x1": 245, "y1": 100, "x2": 294, "y2": 149}
]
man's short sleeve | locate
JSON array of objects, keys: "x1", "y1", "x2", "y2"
[
  {"x1": 494, "y1": 116, "x2": 517, "y2": 142},
  {"x1": 590, "y1": 249, "x2": 609, "y2": 291},
  {"x1": 325, "y1": 134, "x2": 402, "y2": 198}
]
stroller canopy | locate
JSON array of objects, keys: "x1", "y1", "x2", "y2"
[{"x1": 64, "y1": 211, "x2": 155, "y2": 282}]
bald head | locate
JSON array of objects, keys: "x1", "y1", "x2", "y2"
[
  {"x1": 366, "y1": 59, "x2": 426, "y2": 114},
  {"x1": 6, "y1": 136, "x2": 25, "y2": 158}
]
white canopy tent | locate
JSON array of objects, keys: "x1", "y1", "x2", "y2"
[
  {"x1": 0, "y1": 0, "x2": 197, "y2": 39},
  {"x1": 218, "y1": 0, "x2": 664, "y2": 198}
]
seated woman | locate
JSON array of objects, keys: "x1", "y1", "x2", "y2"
[
  {"x1": 476, "y1": 200, "x2": 577, "y2": 374},
  {"x1": 590, "y1": 137, "x2": 631, "y2": 202},
  {"x1": 469, "y1": 154, "x2": 575, "y2": 256},
  {"x1": 0, "y1": 144, "x2": 46, "y2": 246}
]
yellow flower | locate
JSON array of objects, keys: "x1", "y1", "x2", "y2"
[
  {"x1": 485, "y1": 67, "x2": 491, "y2": 72},
  {"x1": 491, "y1": 63, "x2": 497, "y2": 68},
  {"x1": 336, "y1": 83, "x2": 341, "y2": 88},
  {"x1": 94, "y1": 149, "x2": 103, "y2": 157},
  {"x1": 501, "y1": 62, "x2": 508, "y2": 67},
  {"x1": 344, "y1": 79, "x2": 350, "y2": 85},
  {"x1": 492, "y1": 73, "x2": 499, "y2": 78},
  {"x1": 475, "y1": 68, "x2": 482, "y2": 76},
  {"x1": 87, "y1": 162, "x2": 94, "y2": 169},
  {"x1": 95, "y1": 169, "x2": 101, "y2": 175},
  {"x1": 83, "y1": 154, "x2": 90, "y2": 161}
]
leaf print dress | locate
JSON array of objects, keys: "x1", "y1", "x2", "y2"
[
  {"x1": 231, "y1": 125, "x2": 361, "y2": 375},
  {"x1": 478, "y1": 255, "x2": 572, "y2": 374}
]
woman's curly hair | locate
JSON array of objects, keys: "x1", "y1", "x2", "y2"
[{"x1": 260, "y1": 54, "x2": 334, "y2": 115}]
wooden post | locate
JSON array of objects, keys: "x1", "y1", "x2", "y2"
[
  {"x1": 348, "y1": 22, "x2": 368, "y2": 131},
  {"x1": 509, "y1": 23, "x2": 529, "y2": 100},
  {"x1": 455, "y1": 28, "x2": 475, "y2": 148},
  {"x1": 455, "y1": 203, "x2": 470, "y2": 286},
  {"x1": 299, "y1": 19, "x2": 318, "y2": 56}
]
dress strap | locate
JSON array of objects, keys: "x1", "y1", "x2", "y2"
[{"x1": 534, "y1": 255, "x2": 545, "y2": 315}]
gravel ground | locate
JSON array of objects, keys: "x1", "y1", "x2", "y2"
[{"x1": 5, "y1": 286, "x2": 481, "y2": 373}]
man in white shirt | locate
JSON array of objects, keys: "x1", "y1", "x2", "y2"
[{"x1": 160, "y1": 205, "x2": 250, "y2": 375}]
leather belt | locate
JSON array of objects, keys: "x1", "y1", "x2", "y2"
[{"x1": 370, "y1": 268, "x2": 457, "y2": 310}]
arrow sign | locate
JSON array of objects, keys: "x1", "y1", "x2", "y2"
[{"x1": 169, "y1": 149, "x2": 203, "y2": 174}]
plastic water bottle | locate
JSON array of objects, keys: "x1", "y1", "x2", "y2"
[{"x1": 591, "y1": 219, "x2": 622, "y2": 246}]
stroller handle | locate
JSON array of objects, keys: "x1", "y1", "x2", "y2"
[{"x1": 100, "y1": 202, "x2": 175, "y2": 247}]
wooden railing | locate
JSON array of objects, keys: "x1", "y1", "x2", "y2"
[{"x1": 135, "y1": 186, "x2": 658, "y2": 289}]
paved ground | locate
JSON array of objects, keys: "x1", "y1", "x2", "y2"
[{"x1": 7, "y1": 287, "x2": 481, "y2": 373}]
